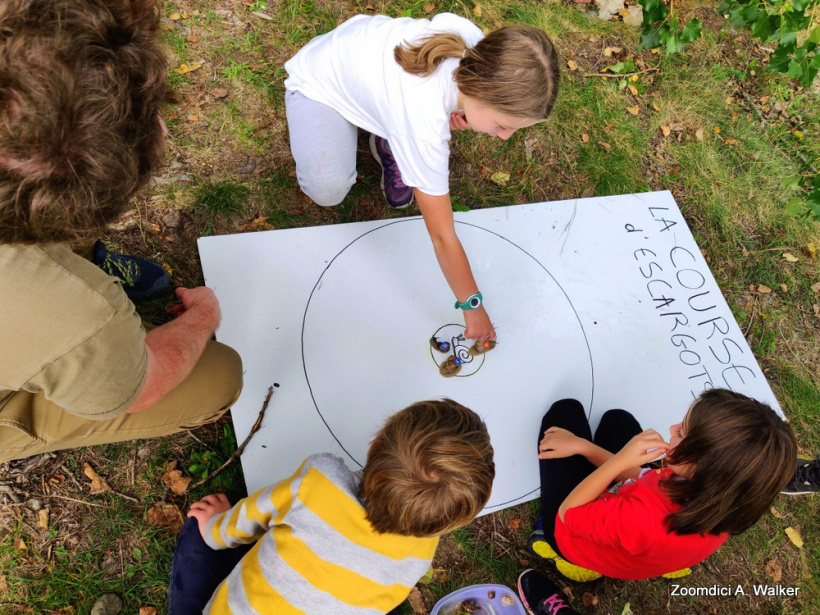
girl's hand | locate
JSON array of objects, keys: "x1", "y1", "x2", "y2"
[
  {"x1": 611, "y1": 429, "x2": 670, "y2": 471},
  {"x1": 188, "y1": 493, "x2": 232, "y2": 539},
  {"x1": 463, "y1": 306, "x2": 496, "y2": 341},
  {"x1": 449, "y1": 111, "x2": 470, "y2": 132},
  {"x1": 538, "y1": 427, "x2": 588, "y2": 460}
]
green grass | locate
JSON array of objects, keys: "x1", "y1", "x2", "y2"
[{"x1": 190, "y1": 181, "x2": 251, "y2": 234}]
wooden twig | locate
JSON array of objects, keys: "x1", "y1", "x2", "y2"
[
  {"x1": 582, "y1": 63, "x2": 662, "y2": 79},
  {"x1": 170, "y1": 91, "x2": 205, "y2": 119},
  {"x1": 44, "y1": 494, "x2": 104, "y2": 508},
  {"x1": 193, "y1": 386, "x2": 274, "y2": 488}
]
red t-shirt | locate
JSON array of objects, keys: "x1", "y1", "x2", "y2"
[{"x1": 554, "y1": 468, "x2": 728, "y2": 580}]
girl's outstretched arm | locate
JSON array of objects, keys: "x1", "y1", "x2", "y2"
[
  {"x1": 415, "y1": 188, "x2": 496, "y2": 341},
  {"x1": 557, "y1": 429, "x2": 670, "y2": 522}
]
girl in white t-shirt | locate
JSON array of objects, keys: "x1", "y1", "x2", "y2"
[{"x1": 284, "y1": 14, "x2": 560, "y2": 341}]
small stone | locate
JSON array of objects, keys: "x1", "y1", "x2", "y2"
[
  {"x1": 26, "y1": 498, "x2": 43, "y2": 511},
  {"x1": 623, "y1": 4, "x2": 643, "y2": 27},
  {"x1": 596, "y1": 0, "x2": 625, "y2": 21},
  {"x1": 91, "y1": 594, "x2": 123, "y2": 615}
]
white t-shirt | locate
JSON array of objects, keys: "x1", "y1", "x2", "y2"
[{"x1": 284, "y1": 14, "x2": 484, "y2": 196}]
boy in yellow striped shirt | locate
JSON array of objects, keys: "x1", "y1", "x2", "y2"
[{"x1": 168, "y1": 399, "x2": 495, "y2": 614}]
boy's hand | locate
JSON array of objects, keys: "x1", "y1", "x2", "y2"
[
  {"x1": 538, "y1": 427, "x2": 588, "y2": 460},
  {"x1": 463, "y1": 306, "x2": 496, "y2": 341},
  {"x1": 188, "y1": 493, "x2": 232, "y2": 539},
  {"x1": 611, "y1": 429, "x2": 670, "y2": 471}
]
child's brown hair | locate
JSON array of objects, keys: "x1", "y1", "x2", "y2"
[
  {"x1": 663, "y1": 388, "x2": 796, "y2": 535},
  {"x1": 0, "y1": 0, "x2": 168, "y2": 244},
  {"x1": 360, "y1": 399, "x2": 495, "y2": 537},
  {"x1": 395, "y1": 25, "x2": 560, "y2": 120}
]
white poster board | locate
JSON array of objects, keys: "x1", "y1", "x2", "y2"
[{"x1": 198, "y1": 191, "x2": 779, "y2": 511}]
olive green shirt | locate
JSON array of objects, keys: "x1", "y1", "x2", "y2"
[{"x1": 0, "y1": 244, "x2": 147, "y2": 419}]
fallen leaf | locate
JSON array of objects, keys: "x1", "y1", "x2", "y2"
[
  {"x1": 169, "y1": 12, "x2": 181, "y2": 20},
  {"x1": 173, "y1": 63, "x2": 190, "y2": 74},
  {"x1": 724, "y1": 138, "x2": 738, "y2": 145},
  {"x1": 423, "y1": 2, "x2": 435, "y2": 12},
  {"x1": 507, "y1": 517, "x2": 522, "y2": 530},
  {"x1": 599, "y1": 141, "x2": 612, "y2": 152},
  {"x1": 581, "y1": 133, "x2": 590, "y2": 142},
  {"x1": 81, "y1": 462, "x2": 112, "y2": 494},
  {"x1": 407, "y1": 587, "x2": 426, "y2": 614},
  {"x1": 628, "y1": 84, "x2": 638, "y2": 96},
  {"x1": 161, "y1": 469, "x2": 191, "y2": 496},
  {"x1": 562, "y1": 586, "x2": 574, "y2": 600},
  {"x1": 37, "y1": 508, "x2": 49, "y2": 532},
  {"x1": 757, "y1": 284, "x2": 772, "y2": 294},
  {"x1": 14, "y1": 537, "x2": 27, "y2": 551},
  {"x1": 211, "y1": 87, "x2": 230, "y2": 99},
  {"x1": 603, "y1": 46, "x2": 622, "y2": 57},
  {"x1": 770, "y1": 506, "x2": 786, "y2": 520},
  {"x1": 766, "y1": 559, "x2": 782, "y2": 583},
  {"x1": 626, "y1": 105, "x2": 639, "y2": 116},
  {"x1": 695, "y1": 128, "x2": 704, "y2": 141},
  {"x1": 660, "y1": 125, "x2": 671, "y2": 137},
  {"x1": 779, "y1": 284, "x2": 788, "y2": 293},
  {"x1": 0, "y1": 575, "x2": 6, "y2": 591},
  {"x1": 806, "y1": 243, "x2": 816, "y2": 258},
  {"x1": 138, "y1": 608, "x2": 158, "y2": 615},
  {"x1": 621, "y1": 602, "x2": 634, "y2": 615},
  {"x1": 583, "y1": 592, "x2": 599, "y2": 607},
  {"x1": 714, "y1": 126, "x2": 721, "y2": 134},
  {"x1": 418, "y1": 566, "x2": 435, "y2": 585},
  {"x1": 238, "y1": 215, "x2": 275, "y2": 232},
  {"x1": 251, "y1": 11, "x2": 273, "y2": 20},
  {"x1": 188, "y1": 114, "x2": 198, "y2": 123},
  {"x1": 785, "y1": 526, "x2": 803, "y2": 549},
  {"x1": 567, "y1": 59, "x2": 579, "y2": 71},
  {"x1": 473, "y1": 4, "x2": 482, "y2": 17},
  {"x1": 652, "y1": 102, "x2": 660, "y2": 111},
  {"x1": 186, "y1": 33, "x2": 200, "y2": 43},
  {"x1": 146, "y1": 503, "x2": 184, "y2": 533},
  {"x1": 811, "y1": 282, "x2": 820, "y2": 293},
  {"x1": 782, "y1": 253, "x2": 799, "y2": 263},
  {"x1": 490, "y1": 171, "x2": 511, "y2": 186}
]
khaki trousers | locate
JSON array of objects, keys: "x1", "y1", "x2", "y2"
[{"x1": 0, "y1": 338, "x2": 243, "y2": 464}]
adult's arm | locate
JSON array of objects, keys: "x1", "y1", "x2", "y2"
[
  {"x1": 125, "y1": 286, "x2": 221, "y2": 414},
  {"x1": 414, "y1": 189, "x2": 496, "y2": 341},
  {"x1": 557, "y1": 429, "x2": 670, "y2": 522}
]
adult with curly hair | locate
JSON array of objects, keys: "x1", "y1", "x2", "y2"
[{"x1": 0, "y1": 0, "x2": 242, "y2": 463}]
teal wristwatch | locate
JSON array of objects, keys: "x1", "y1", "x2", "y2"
[{"x1": 455, "y1": 291, "x2": 483, "y2": 310}]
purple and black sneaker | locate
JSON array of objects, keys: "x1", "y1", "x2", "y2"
[
  {"x1": 369, "y1": 134, "x2": 414, "y2": 209},
  {"x1": 518, "y1": 569, "x2": 579, "y2": 615}
]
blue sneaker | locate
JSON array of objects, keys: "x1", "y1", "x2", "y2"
[
  {"x1": 369, "y1": 134, "x2": 414, "y2": 209},
  {"x1": 518, "y1": 569, "x2": 578, "y2": 615},
  {"x1": 93, "y1": 240, "x2": 171, "y2": 302}
]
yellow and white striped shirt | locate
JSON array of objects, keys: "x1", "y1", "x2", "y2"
[{"x1": 203, "y1": 453, "x2": 439, "y2": 614}]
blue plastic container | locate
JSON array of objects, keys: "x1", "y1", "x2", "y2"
[{"x1": 430, "y1": 583, "x2": 527, "y2": 615}]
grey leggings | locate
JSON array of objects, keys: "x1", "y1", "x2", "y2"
[{"x1": 285, "y1": 89, "x2": 359, "y2": 206}]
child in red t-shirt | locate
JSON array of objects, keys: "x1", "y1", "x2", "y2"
[{"x1": 527, "y1": 389, "x2": 796, "y2": 582}]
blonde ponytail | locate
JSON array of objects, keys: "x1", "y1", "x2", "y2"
[{"x1": 394, "y1": 33, "x2": 468, "y2": 77}]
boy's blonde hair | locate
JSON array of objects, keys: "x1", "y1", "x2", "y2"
[
  {"x1": 360, "y1": 399, "x2": 495, "y2": 537},
  {"x1": 395, "y1": 25, "x2": 560, "y2": 120}
]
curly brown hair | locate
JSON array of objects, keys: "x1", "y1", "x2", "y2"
[
  {"x1": 0, "y1": 0, "x2": 168, "y2": 244},
  {"x1": 360, "y1": 399, "x2": 495, "y2": 537}
]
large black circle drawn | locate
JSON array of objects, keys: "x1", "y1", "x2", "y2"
[{"x1": 300, "y1": 218, "x2": 595, "y2": 510}]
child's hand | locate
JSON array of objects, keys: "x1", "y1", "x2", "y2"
[
  {"x1": 538, "y1": 427, "x2": 588, "y2": 459},
  {"x1": 188, "y1": 493, "x2": 232, "y2": 539},
  {"x1": 449, "y1": 111, "x2": 470, "y2": 132},
  {"x1": 612, "y1": 429, "x2": 670, "y2": 471},
  {"x1": 463, "y1": 306, "x2": 496, "y2": 341}
]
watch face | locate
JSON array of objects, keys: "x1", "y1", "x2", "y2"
[{"x1": 469, "y1": 296, "x2": 481, "y2": 308}]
